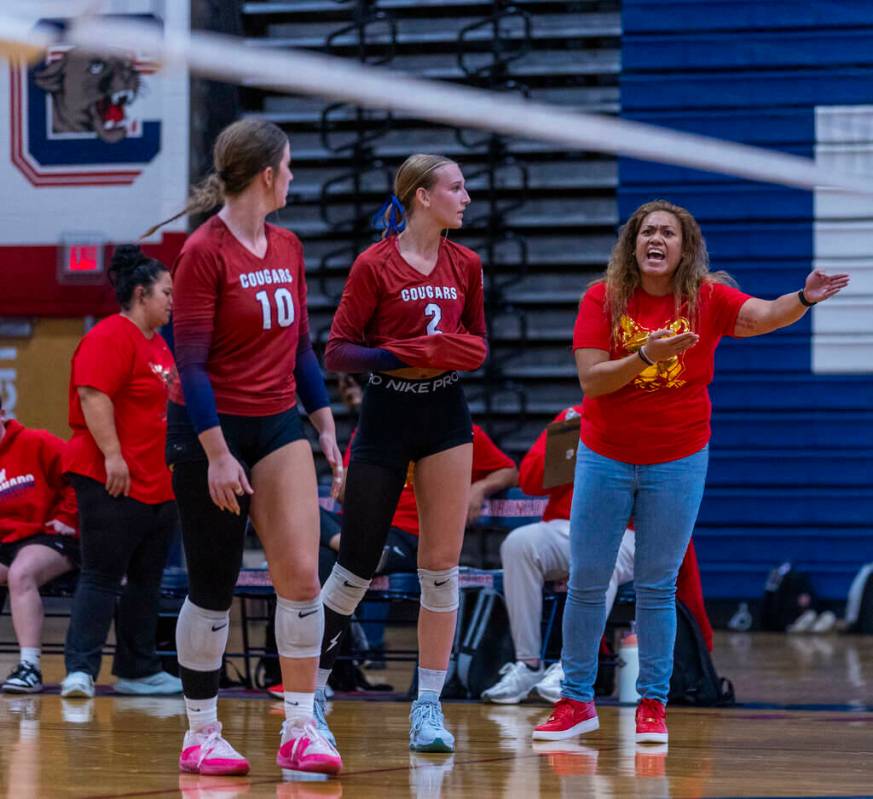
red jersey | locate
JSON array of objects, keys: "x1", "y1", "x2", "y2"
[
  {"x1": 66, "y1": 314, "x2": 175, "y2": 504},
  {"x1": 677, "y1": 540, "x2": 714, "y2": 651},
  {"x1": 326, "y1": 236, "x2": 486, "y2": 370},
  {"x1": 573, "y1": 280, "x2": 750, "y2": 464},
  {"x1": 519, "y1": 405, "x2": 582, "y2": 522},
  {"x1": 343, "y1": 424, "x2": 515, "y2": 536},
  {"x1": 0, "y1": 420, "x2": 78, "y2": 544},
  {"x1": 170, "y1": 216, "x2": 312, "y2": 416}
]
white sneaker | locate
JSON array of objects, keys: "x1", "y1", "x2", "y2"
[
  {"x1": 481, "y1": 661, "x2": 543, "y2": 704},
  {"x1": 535, "y1": 662, "x2": 563, "y2": 704},
  {"x1": 787, "y1": 609, "x2": 818, "y2": 634},
  {"x1": 811, "y1": 610, "x2": 837, "y2": 634},
  {"x1": 60, "y1": 671, "x2": 95, "y2": 698},
  {"x1": 179, "y1": 722, "x2": 250, "y2": 776}
]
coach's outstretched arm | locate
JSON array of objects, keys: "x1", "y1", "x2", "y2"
[{"x1": 733, "y1": 269, "x2": 850, "y2": 337}]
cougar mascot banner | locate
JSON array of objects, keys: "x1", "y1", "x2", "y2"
[
  {"x1": 0, "y1": 0, "x2": 189, "y2": 316},
  {"x1": 0, "y1": 1, "x2": 189, "y2": 432}
]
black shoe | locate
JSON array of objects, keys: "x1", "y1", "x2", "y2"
[{"x1": 2, "y1": 662, "x2": 43, "y2": 694}]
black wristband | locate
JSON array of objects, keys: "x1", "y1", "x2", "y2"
[
  {"x1": 638, "y1": 347, "x2": 655, "y2": 366},
  {"x1": 798, "y1": 289, "x2": 817, "y2": 307}
]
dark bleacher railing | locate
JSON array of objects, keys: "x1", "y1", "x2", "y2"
[{"x1": 239, "y1": 0, "x2": 621, "y2": 462}]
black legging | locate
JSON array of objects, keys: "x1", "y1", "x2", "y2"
[
  {"x1": 171, "y1": 460, "x2": 249, "y2": 611},
  {"x1": 318, "y1": 461, "x2": 408, "y2": 672}
]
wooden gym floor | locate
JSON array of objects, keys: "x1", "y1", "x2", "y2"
[{"x1": 2, "y1": 616, "x2": 873, "y2": 798}]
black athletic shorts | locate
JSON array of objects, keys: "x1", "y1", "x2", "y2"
[
  {"x1": 350, "y1": 371, "x2": 473, "y2": 470},
  {"x1": 0, "y1": 533, "x2": 80, "y2": 568},
  {"x1": 166, "y1": 400, "x2": 306, "y2": 470}
]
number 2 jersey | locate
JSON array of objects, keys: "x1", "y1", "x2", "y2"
[
  {"x1": 168, "y1": 215, "x2": 312, "y2": 417},
  {"x1": 326, "y1": 236, "x2": 486, "y2": 367}
]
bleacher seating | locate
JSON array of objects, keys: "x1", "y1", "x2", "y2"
[{"x1": 240, "y1": 0, "x2": 621, "y2": 459}]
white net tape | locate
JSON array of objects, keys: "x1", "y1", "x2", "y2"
[{"x1": 1, "y1": 12, "x2": 872, "y2": 194}]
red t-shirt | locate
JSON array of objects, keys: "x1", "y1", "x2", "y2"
[
  {"x1": 0, "y1": 420, "x2": 79, "y2": 544},
  {"x1": 66, "y1": 314, "x2": 176, "y2": 504},
  {"x1": 326, "y1": 236, "x2": 486, "y2": 369},
  {"x1": 519, "y1": 405, "x2": 582, "y2": 522},
  {"x1": 572, "y1": 280, "x2": 750, "y2": 464},
  {"x1": 170, "y1": 216, "x2": 311, "y2": 416},
  {"x1": 343, "y1": 424, "x2": 515, "y2": 536}
]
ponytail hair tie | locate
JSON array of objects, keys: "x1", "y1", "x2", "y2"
[{"x1": 372, "y1": 194, "x2": 406, "y2": 237}]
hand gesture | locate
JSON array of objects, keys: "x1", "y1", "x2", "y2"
[
  {"x1": 207, "y1": 452, "x2": 253, "y2": 515},
  {"x1": 803, "y1": 270, "x2": 850, "y2": 304},
  {"x1": 643, "y1": 329, "x2": 699, "y2": 363},
  {"x1": 319, "y1": 431, "x2": 345, "y2": 500},
  {"x1": 104, "y1": 452, "x2": 131, "y2": 498}
]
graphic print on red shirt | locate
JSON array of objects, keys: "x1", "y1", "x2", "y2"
[
  {"x1": 66, "y1": 314, "x2": 176, "y2": 504},
  {"x1": 0, "y1": 420, "x2": 78, "y2": 544},
  {"x1": 326, "y1": 236, "x2": 486, "y2": 371},
  {"x1": 170, "y1": 216, "x2": 312, "y2": 416},
  {"x1": 342, "y1": 424, "x2": 514, "y2": 536},
  {"x1": 572, "y1": 280, "x2": 750, "y2": 465}
]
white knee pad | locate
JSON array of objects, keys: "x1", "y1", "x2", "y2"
[
  {"x1": 176, "y1": 597, "x2": 229, "y2": 672},
  {"x1": 418, "y1": 567, "x2": 459, "y2": 613},
  {"x1": 321, "y1": 563, "x2": 371, "y2": 617},
  {"x1": 275, "y1": 595, "x2": 324, "y2": 659}
]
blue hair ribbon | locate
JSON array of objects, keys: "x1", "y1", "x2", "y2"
[{"x1": 372, "y1": 194, "x2": 406, "y2": 236}]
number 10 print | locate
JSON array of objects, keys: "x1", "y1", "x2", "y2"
[{"x1": 255, "y1": 289, "x2": 295, "y2": 330}]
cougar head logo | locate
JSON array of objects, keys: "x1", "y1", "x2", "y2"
[{"x1": 34, "y1": 49, "x2": 141, "y2": 144}]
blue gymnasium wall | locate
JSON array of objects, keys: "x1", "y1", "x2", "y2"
[{"x1": 620, "y1": 1, "x2": 873, "y2": 601}]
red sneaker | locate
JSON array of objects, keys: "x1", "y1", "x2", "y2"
[
  {"x1": 531, "y1": 697, "x2": 599, "y2": 741},
  {"x1": 267, "y1": 682, "x2": 284, "y2": 700},
  {"x1": 635, "y1": 698, "x2": 668, "y2": 744}
]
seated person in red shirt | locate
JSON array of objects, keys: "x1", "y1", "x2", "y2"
[
  {"x1": 481, "y1": 404, "x2": 714, "y2": 705},
  {"x1": 0, "y1": 396, "x2": 79, "y2": 693}
]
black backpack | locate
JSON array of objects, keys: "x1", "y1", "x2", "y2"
[
  {"x1": 669, "y1": 600, "x2": 735, "y2": 706},
  {"x1": 761, "y1": 562, "x2": 816, "y2": 632},
  {"x1": 451, "y1": 588, "x2": 515, "y2": 699},
  {"x1": 448, "y1": 588, "x2": 622, "y2": 699}
]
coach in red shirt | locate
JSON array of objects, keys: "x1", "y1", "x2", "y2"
[
  {"x1": 61, "y1": 245, "x2": 181, "y2": 700},
  {"x1": 0, "y1": 396, "x2": 78, "y2": 694},
  {"x1": 533, "y1": 199, "x2": 849, "y2": 746},
  {"x1": 483, "y1": 403, "x2": 714, "y2": 706}
]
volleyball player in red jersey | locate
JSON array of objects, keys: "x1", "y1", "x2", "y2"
[
  {"x1": 315, "y1": 154, "x2": 487, "y2": 754},
  {"x1": 153, "y1": 119, "x2": 342, "y2": 777}
]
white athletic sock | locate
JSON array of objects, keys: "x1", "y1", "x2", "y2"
[
  {"x1": 20, "y1": 648, "x2": 40, "y2": 668},
  {"x1": 284, "y1": 691, "x2": 315, "y2": 727},
  {"x1": 185, "y1": 695, "x2": 218, "y2": 732},
  {"x1": 418, "y1": 667, "x2": 447, "y2": 699},
  {"x1": 316, "y1": 668, "x2": 331, "y2": 692}
]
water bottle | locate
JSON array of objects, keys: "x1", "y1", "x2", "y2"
[{"x1": 617, "y1": 622, "x2": 640, "y2": 704}]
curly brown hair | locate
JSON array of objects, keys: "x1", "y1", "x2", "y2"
[{"x1": 600, "y1": 199, "x2": 733, "y2": 341}]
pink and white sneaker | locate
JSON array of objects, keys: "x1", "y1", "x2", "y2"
[
  {"x1": 276, "y1": 720, "x2": 343, "y2": 775},
  {"x1": 179, "y1": 722, "x2": 250, "y2": 776}
]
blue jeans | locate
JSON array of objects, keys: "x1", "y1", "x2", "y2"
[{"x1": 561, "y1": 442, "x2": 709, "y2": 704}]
